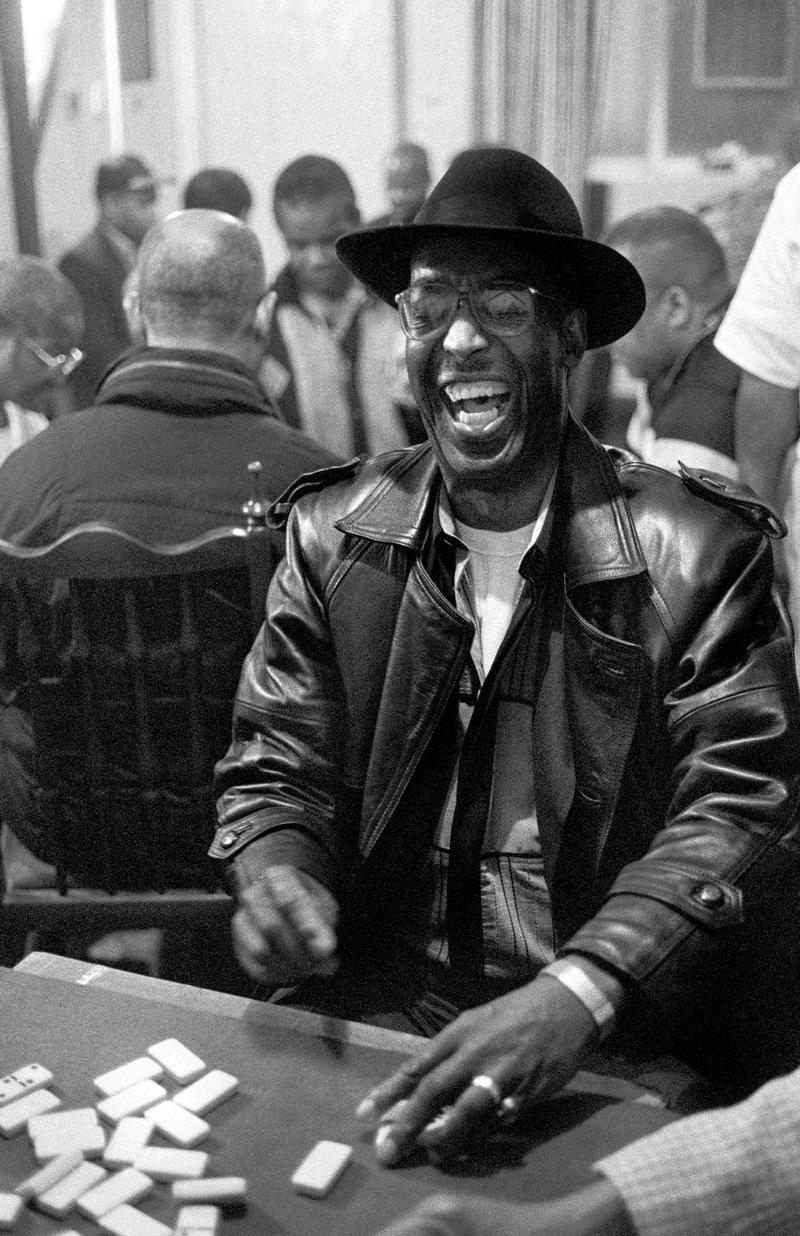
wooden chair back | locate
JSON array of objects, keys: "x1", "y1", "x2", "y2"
[{"x1": 0, "y1": 518, "x2": 275, "y2": 907}]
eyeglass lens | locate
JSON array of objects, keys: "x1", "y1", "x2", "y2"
[{"x1": 398, "y1": 284, "x2": 537, "y2": 339}]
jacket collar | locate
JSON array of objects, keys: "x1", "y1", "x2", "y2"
[
  {"x1": 94, "y1": 346, "x2": 277, "y2": 419},
  {"x1": 336, "y1": 417, "x2": 647, "y2": 585}
]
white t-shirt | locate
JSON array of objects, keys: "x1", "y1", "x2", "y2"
[{"x1": 714, "y1": 162, "x2": 800, "y2": 389}]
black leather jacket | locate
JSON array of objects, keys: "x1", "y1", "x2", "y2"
[{"x1": 213, "y1": 417, "x2": 800, "y2": 1084}]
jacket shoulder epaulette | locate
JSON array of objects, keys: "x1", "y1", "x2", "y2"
[
  {"x1": 678, "y1": 464, "x2": 786, "y2": 538},
  {"x1": 267, "y1": 457, "x2": 361, "y2": 528}
]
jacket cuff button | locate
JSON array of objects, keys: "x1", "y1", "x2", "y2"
[
  {"x1": 220, "y1": 832, "x2": 237, "y2": 849},
  {"x1": 693, "y1": 882, "x2": 724, "y2": 908}
]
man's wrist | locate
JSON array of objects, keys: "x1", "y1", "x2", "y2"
[{"x1": 539, "y1": 957, "x2": 620, "y2": 1040}]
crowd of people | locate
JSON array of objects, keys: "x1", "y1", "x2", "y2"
[{"x1": 1, "y1": 134, "x2": 800, "y2": 1236}]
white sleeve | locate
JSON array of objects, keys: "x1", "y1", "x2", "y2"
[
  {"x1": 714, "y1": 163, "x2": 800, "y2": 388},
  {"x1": 594, "y1": 1068, "x2": 800, "y2": 1236}
]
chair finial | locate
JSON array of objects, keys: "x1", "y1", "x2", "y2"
[{"x1": 242, "y1": 460, "x2": 267, "y2": 530}]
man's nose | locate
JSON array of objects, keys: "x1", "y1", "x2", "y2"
[{"x1": 441, "y1": 300, "x2": 489, "y2": 355}]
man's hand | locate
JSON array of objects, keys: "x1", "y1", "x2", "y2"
[
  {"x1": 356, "y1": 974, "x2": 598, "y2": 1165},
  {"x1": 231, "y1": 864, "x2": 339, "y2": 985},
  {"x1": 372, "y1": 1183, "x2": 635, "y2": 1235}
]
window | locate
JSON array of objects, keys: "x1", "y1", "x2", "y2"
[{"x1": 694, "y1": 0, "x2": 793, "y2": 87}]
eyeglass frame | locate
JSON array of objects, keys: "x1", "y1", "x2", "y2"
[
  {"x1": 20, "y1": 336, "x2": 84, "y2": 377},
  {"x1": 394, "y1": 280, "x2": 565, "y2": 342}
]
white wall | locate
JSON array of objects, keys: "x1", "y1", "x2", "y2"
[{"x1": 12, "y1": 0, "x2": 480, "y2": 278}]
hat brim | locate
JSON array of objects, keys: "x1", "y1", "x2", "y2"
[{"x1": 336, "y1": 222, "x2": 645, "y2": 349}]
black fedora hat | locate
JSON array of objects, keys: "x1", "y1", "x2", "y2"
[{"x1": 335, "y1": 147, "x2": 645, "y2": 349}]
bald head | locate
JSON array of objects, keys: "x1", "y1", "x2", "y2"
[
  {"x1": 0, "y1": 257, "x2": 83, "y2": 353},
  {"x1": 135, "y1": 209, "x2": 268, "y2": 351}
]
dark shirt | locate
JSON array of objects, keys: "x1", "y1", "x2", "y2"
[{"x1": 647, "y1": 300, "x2": 739, "y2": 461}]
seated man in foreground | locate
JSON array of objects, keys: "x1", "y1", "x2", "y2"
[{"x1": 212, "y1": 148, "x2": 800, "y2": 1166}]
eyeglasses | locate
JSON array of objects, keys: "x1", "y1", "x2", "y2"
[
  {"x1": 21, "y1": 337, "x2": 84, "y2": 377},
  {"x1": 395, "y1": 281, "x2": 562, "y2": 341}
]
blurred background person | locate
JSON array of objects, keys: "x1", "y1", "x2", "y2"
[
  {"x1": 603, "y1": 205, "x2": 739, "y2": 478},
  {"x1": 714, "y1": 157, "x2": 800, "y2": 676},
  {"x1": 58, "y1": 154, "x2": 160, "y2": 409},
  {"x1": 367, "y1": 140, "x2": 432, "y2": 228},
  {"x1": 182, "y1": 166, "x2": 253, "y2": 221},
  {"x1": 0, "y1": 257, "x2": 83, "y2": 465},
  {"x1": 260, "y1": 153, "x2": 409, "y2": 457}
]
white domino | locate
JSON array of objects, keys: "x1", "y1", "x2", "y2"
[
  {"x1": 16, "y1": 1149, "x2": 84, "y2": 1199},
  {"x1": 0, "y1": 1192, "x2": 23, "y2": 1229},
  {"x1": 291, "y1": 1140, "x2": 352, "y2": 1197},
  {"x1": 103, "y1": 1116, "x2": 153, "y2": 1167},
  {"x1": 0, "y1": 1064, "x2": 53, "y2": 1107},
  {"x1": 173, "y1": 1070, "x2": 238, "y2": 1116},
  {"x1": 29, "y1": 1108, "x2": 100, "y2": 1140},
  {"x1": 97, "y1": 1079, "x2": 167, "y2": 1125},
  {"x1": 76, "y1": 1166, "x2": 152, "y2": 1220},
  {"x1": 171, "y1": 1176, "x2": 247, "y2": 1203},
  {"x1": 133, "y1": 1146, "x2": 209, "y2": 1181},
  {"x1": 36, "y1": 1160, "x2": 107, "y2": 1218},
  {"x1": 99, "y1": 1204, "x2": 172, "y2": 1236},
  {"x1": 174, "y1": 1204, "x2": 220, "y2": 1235},
  {"x1": 143, "y1": 1100, "x2": 209, "y2": 1147},
  {"x1": 147, "y1": 1039, "x2": 205, "y2": 1084},
  {"x1": 0, "y1": 1088, "x2": 60, "y2": 1136},
  {"x1": 93, "y1": 1058, "x2": 164, "y2": 1098},
  {"x1": 34, "y1": 1123, "x2": 106, "y2": 1162}
]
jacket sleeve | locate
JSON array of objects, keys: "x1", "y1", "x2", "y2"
[
  {"x1": 563, "y1": 520, "x2": 800, "y2": 1077},
  {"x1": 210, "y1": 501, "x2": 354, "y2": 896}
]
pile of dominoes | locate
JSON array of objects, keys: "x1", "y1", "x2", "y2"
[
  {"x1": 0, "y1": 1042, "x2": 247, "y2": 1234},
  {"x1": 0, "y1": 1043, "x2": 354, "y2": 1233}
]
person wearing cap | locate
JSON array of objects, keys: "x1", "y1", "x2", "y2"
[
  {"x1": 58, "y1": 153, "x2": 160, "y2": 407},
  {"x1": 212, "y1": 148, "x2": 800, "y2": 1165}
]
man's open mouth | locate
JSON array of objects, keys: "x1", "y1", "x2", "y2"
[{"x1": 443, "y1": 380, "x2": 511, "y2": 433}]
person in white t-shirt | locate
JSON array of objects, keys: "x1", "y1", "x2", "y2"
[
  {"x1": 0, "y1": 256, "x2": 84, "y2": 465},
  {"x1": 714, "y1": 162, "x2": 800, "y2": 667}
]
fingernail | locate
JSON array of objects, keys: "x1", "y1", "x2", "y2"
[
  {"x1": 355, "y1": 1096, "x2": 376, "y2": 1120},
  {"x1": 374, "y1": 1124, "x2": 399, "y2": 1165}
]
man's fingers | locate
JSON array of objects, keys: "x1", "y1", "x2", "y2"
[
  {"x1": 244, "y1": 866, "x2": 338, "y2": 958},
  {"x1": 356, "y1": 1041, "x2": 451, "y2": 1123},
  {"x1": 250, "y1": 866, "x2": 337, "y2": 959},
  {"x1": 232, "y1": 866, "x2": 340, "y2": 983}
]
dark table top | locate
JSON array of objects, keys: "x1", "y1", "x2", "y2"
[{"x1": 0, "y1": 953, "x2": 676, "y2": 1235}]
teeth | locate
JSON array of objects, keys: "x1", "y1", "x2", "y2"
[{"x1": 444, "y1": 380, "x2": 508, "y2": 403}]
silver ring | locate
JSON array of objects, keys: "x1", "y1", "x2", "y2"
[
  {"x1": 469, "y1": 1074, "x2": 503, "y2": 1105},
  {"x1": 497, "y1": 1094, "x2": 521, "y2": 1123}
]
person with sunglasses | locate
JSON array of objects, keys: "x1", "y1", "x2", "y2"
[
  {"x1": 213, "y1": 148, "x2": 800, "y2": 1167},
  {"x1": 0, "y1": 256, "x2": 83, "y2": 465}
]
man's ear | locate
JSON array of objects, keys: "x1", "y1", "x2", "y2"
[
  {"x1": 561, "y1": 307, "x2": 587, "y2": 370},
  {"x1": 253, "y1": 290, "x2": 277, "y2": 343},
  {"x1": 122, "y1": 281, "x2": 145, "y2": 343},
  {"x1": 662, "y1": 285, "x2": 692, "y2": 328}
]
